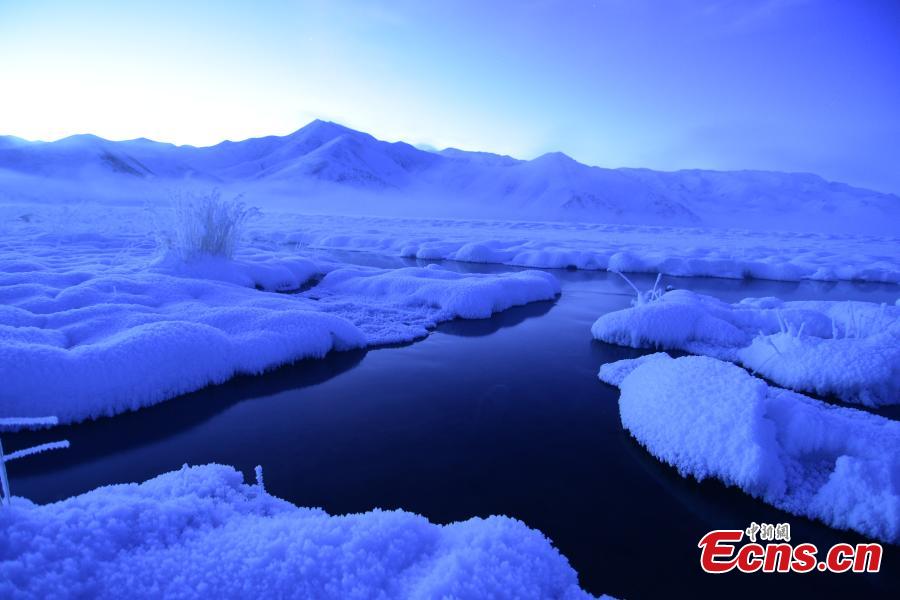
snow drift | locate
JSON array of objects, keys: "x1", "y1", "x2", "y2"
[
  {"x1": 599, "y1": 354, "x2": 900, "y2": 544},
  {"x1": 269, "y1": 213, "x2": 900, "y2": 284},
  {"x1": 315, "y1": 264, "x2": 561, "y2": 320},
  {"x1": 0, "y1": 464, "x2": 598, "y2": 599},
  {"x1": 0, "y1": 245, "x2": 559, "y2": 423},
  {"x1": 591, "y1": 289, "x2": 900, "y2": 406}
]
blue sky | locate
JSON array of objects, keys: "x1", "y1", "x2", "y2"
[{"x1": 1, "y1": 0, "x2": 898, "y2": 192}]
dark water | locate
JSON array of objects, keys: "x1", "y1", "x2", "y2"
[{"x1": 7, "y1": 253, "x2": 900, "y2": 599}]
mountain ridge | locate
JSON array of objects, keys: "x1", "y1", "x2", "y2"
[{"x1": 0, "y1": 119, "x2": 897, "y2": 234}]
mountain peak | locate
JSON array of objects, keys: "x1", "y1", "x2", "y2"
[
  {"x1": 290, "y1": 119, "x2": 356, "y2": 138},
  {"x1": 532, "y1": 151, "x2": 578, "y2": 165},
  {"x1": 56, "y1": 133, "x2": 107, "y2": 146}
]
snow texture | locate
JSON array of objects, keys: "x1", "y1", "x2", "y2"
[
  {"x1": 599, "y1": 354, "x2": 900, "y2": 544},
  {"x1": 271, "y1": 213, "x2": 900, "y2": 284},
  {"x1": 0, "y1": 214, "x2": 559, "y2": 423},
  {"x1": 0, "y1": 464, "x2": 598, "y2": 599},
  {"x1": 592, "y1": 289, "x2": 900, "y2": 406},
  {"x1": 315, "y1": 264, "x2": 560, "y2": 320}
]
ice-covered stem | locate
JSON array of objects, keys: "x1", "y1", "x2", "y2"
[
  {"x1": 0, "y1": 415, "x2": 69, "y2": 507},
  {"x1": 255, "y1": 465, "x2": 265, "y2": 492},
  {"x1": 776, "y1": 310, "x2": 787, "y2": 335},
  {"x1": 0, "y1": 417, "x2": 59, "y2": 430},
  {"x1": 612, "y1": 270, "x2": 666, "y2": 306},
  {"x1": 649, "y1": 273, "x2": 663, "y2": 302},
  {"x1": 0, "y1": 437, "x2": 10, "y2": 507},
  {"x1": 3, "y1": 440, "x2": 70, "y2": 463},
  {"x1": 611, "y1": 269, "x2": 642, "y2": 299}
]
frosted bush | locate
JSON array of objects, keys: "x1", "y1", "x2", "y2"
[{"x1": 157, "y1": 190, "x2": 260, "y2": 261}]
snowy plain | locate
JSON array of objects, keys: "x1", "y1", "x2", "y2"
[
  {"x1": 7, "y1": 196, "x2": 895, "y2": 423},
  {"x1": 257, "y1": 212, "x2": 900, "y2": 284}
]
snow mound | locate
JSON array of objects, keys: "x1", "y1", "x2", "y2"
[
  {"x1": 287, "y1": 214, "x2": 900, "y2": 284},
  {"x1": 600, "y1": 354, "x2": 900, "y2": 543},
  {"x1": 316, "y1": 265, "x2": 561, "y2": 320},
  {"x1": 592, "y1": 290, "x2": 900, "y2": 406},
  {"x1": 0, "y1": 464, "x2": 598, "y2": 599},
  {"x1": 0, "y1": 268, "x2": 366, "y2": 423},
  {"x1": 152, "y1": 253, "x2": 325, "y2": 291},
  {"x1": 0, "y1": 229, "x2": 561, "y2": 423}
]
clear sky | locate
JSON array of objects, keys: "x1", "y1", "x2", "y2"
[{"x1": 1, "y1": 0, "x2": 898, "y2": 192}]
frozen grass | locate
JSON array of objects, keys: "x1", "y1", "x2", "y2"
[
  {"x1": 613, "y1": 271, "x2": 664, "y2": 306},
  {"x1": 593, "y1": 290, "x2": 900, "y2": 406},
  {"x1": 156, "y1": 190, "x2": 260, "y2": 261},
  {"x1": 752, "y1": 302, "x2": 893, "y2": 365}
]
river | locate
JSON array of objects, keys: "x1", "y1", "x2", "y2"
[{"x1": 8, "y1": 252, "x2": 899, "y2": 598}]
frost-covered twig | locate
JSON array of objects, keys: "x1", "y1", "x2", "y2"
[
  {"x1": 764, "y1": 336, "x2": 783, "y2": 356},
  {"x1": 0, "y1": 416, "x2": 59, "y2": 430},
  {"x1": 611, "y1": 269, "x2": 642, "y2": 299},
  {"x1": 0, "y1": 437, "x2": 9, "y2": 507},
  {"x1": 3, "y1": 440, "x2": 70, "y2": 462},
  {"x1": 612, "y1": 270, "x2": 665, "y2": 306},
  {"x1": 0, "y1": 415, "x2": 70, "y2": 506},
  {"x1": 255, "y1": 465, "x2": 265, "y2": 492}
]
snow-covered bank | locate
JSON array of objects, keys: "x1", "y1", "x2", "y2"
[
  {"x1": 5, "y1": 203, "x2": 899, "y2": 284},
  {"x1": 315, "y1": 265, "x2": 560, "y2": 321},
  {"x1": 0, "y1": 464, "x2": 598, "y2": 599},
  {"x1": 266, "y1": 213, "x2": 900, "y2": 284},
  {"x1": 592, "y1": 289, "x2": 900, "y2": 406},
  {"x1": 599, "y1": 354, "x2": 900, "y2": 544},
  {"x1": 0, "y1": 214, "x2": 559, "y2": 423}
]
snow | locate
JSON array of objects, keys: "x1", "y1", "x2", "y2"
[
  {"x1": 0, "y1": 464, "x2": 598, "y2": 599},
  {"x1": 269, "y1": 213, "x2": 900, "y2": 284},
  {"x1": 2, "y1": 119, "x2": 899, "y2": 235},
  {"x1": 2, "y1": 193, "x2": 894, "y2": 425},
  {"x1": 599, "y1": 354, "x2": 900, "y2": 544},
  {"x1": 315, "y1": 264, "x2": 560, "y2": 320},
  {"x1": 0, "y1": 209, "x2": 559, "y2": 423},
  {"x1": 592, "y1": 289, "x2": 900, "y2": 406}
]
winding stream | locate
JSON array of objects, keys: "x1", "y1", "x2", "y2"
[{"x1": 8, "y1": 252, "x2": 899, "y2": 598}]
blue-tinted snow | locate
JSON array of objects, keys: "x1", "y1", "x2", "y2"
[
  {"x1": 593, "y1": 289, "x2": 899, "y2": 406},
  {"x1": 599, "y1": 354, "x2": 900, "y2": 544},
  {"x1": 0, "y1": 464, "x2": 598, "y2": 599}
]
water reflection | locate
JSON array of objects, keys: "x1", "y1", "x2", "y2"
[{"x1": 439, "y1": 298, "x2": 555, "y2": 337}]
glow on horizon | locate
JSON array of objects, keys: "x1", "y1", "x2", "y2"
[{"x1": 1, "y1": 0, "x2": 898, "y2": 192}]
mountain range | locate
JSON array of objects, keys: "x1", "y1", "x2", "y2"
[{"x1": 1, "y1": 119, "x2": 897, "y2": 234}]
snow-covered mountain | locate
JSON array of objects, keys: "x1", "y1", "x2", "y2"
[{"x1": 1, "y1": 120, "x2": 898, "y2": 234}]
